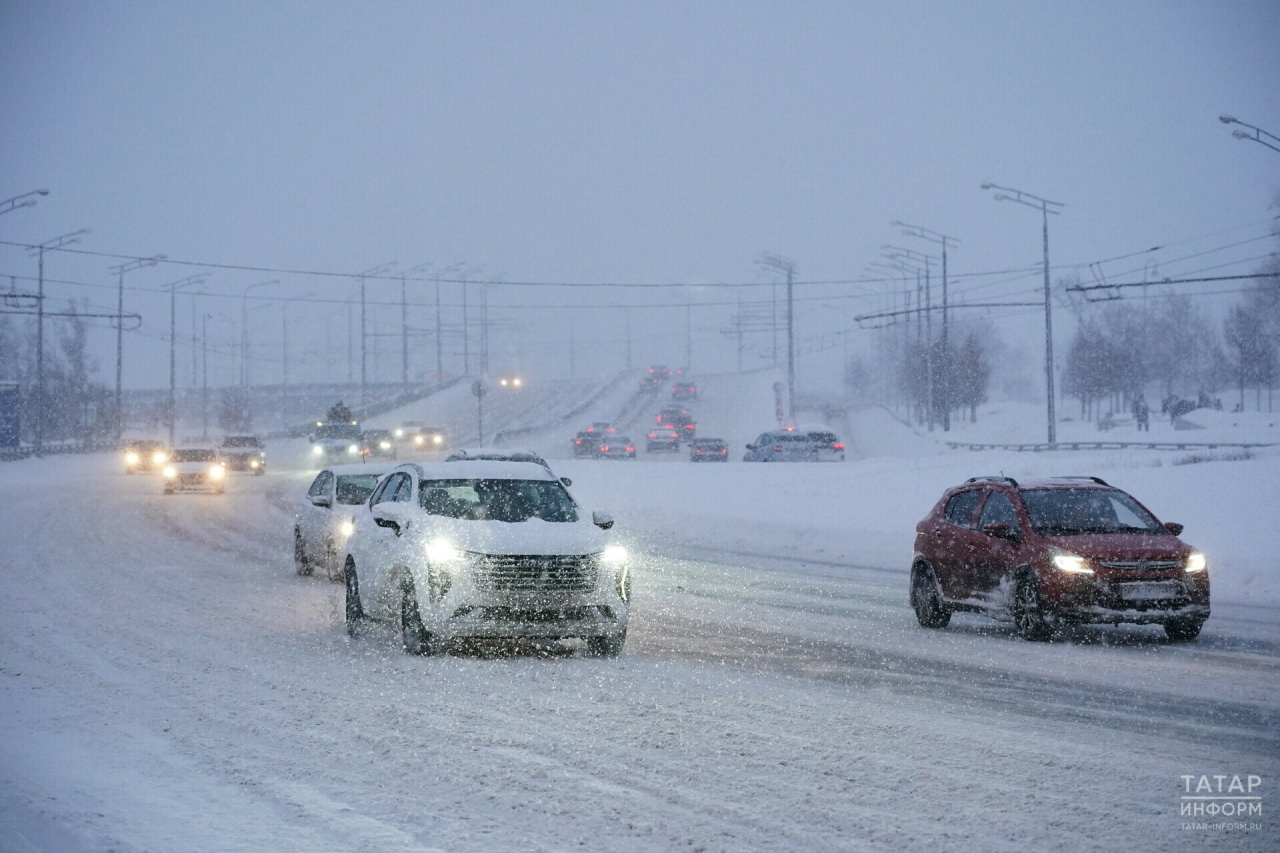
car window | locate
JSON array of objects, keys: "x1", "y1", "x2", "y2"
[
  {"x1": 1021, "y1": 488, "x2": 1164, "y2": 535},
  {"x1": 335, "y1": 474, "x2": 378, "y2": 505},
  {"x1": 391, "y1": 474, "x2": 414, "y2": 503},
  {"x1": 944, "y1": 490, "x2": 982, "y2": 527},
  {"x1": 172, "y1": 449, "x2": 217, "y2": 462},
  {"x1": 307, "y1": 472, "x2": 329, "y2": 497},
  {"x1": 418, "y1": 478, "x2": 578, "y2": 523},
  {"x1": 368, "y1": 475, "x2": 396, "y2": 507},
  {"x1": 978, "y1": 491, "x2": 1021, "y2": 534}
]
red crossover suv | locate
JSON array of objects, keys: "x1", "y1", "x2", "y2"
[{"x1": 910, "y1": 476, "x2": 1209, "y2": 641}]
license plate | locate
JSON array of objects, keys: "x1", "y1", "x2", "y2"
[{"x1": 1120, "y1": 581, "x2": 1181, "y2": 601}]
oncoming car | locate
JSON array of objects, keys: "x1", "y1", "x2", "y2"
[
  {"x1": 342, "y1": 461, "x2": 629, "y2": 656},
  {"x1": 310, "y1": 421, "x2": 363, "y2": 464},
  {"x1": 295, "y1": 464, "x2": 395, "y2": 581},
  {"x1": 397, "y1": 423, "x2": 448, "y2": 452},
  {"x1": 361, "y1": 429, "x2": 398, "y2": 460},
  {"x1": 162, "y1": 448, "x2": 226, "y2": 495},
  {"x1": 124, "y1": 439, "x2": 168, "y2": 474},
  {"x1": 910, "y1": 476, "x2": 1210, "y2": 641},
  {"x1": 220, "y1": 434, "x2": 266, "y2": 474}
]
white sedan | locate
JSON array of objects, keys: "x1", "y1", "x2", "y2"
[
  {"x1": 295, "y1": 463, "x2": 395, "y2": 581},
  {"x1": 342, "y1": 460, "x2": 629, "y2": 656},
  {"x1": 162, "y1": 448, "x2": 226, "y2": 494}
]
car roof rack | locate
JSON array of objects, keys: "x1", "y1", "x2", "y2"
[
  {"x1": 965, "y1": 475, "x2": 1019, "y2": 487},
  {"x1": 1050, "y1": 475, "x2": 1110, "y2": 486}
]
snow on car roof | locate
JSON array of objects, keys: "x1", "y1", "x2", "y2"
[
  {"x1": 325, "y1": 463, "x2": 397, "y2": 476},
  {"x1": 447, "y1": 447, "x2": 544, "y2": 460},
  {"x1": 411, "y1": 460, "x2": 557, "y2": 481}
]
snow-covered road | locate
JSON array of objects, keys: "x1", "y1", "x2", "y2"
[{"x1": 2, "y1": 448, "x2": 1276, "y2": 852}]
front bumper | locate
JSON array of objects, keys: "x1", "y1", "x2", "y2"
[{"x1": 1044, "y1": 571, "x2": 1210, "y2": 625}]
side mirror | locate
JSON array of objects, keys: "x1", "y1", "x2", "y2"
[
  {"x1": 593, "y1": 511, "x2": 614, "y2": 530},
  {"x1": 308, "y1": 435, "x2": 315, "y2": 443},
  {"x1": 372, "y1": 507, "x2": 402, "y2": 535},
  {"x1": 982, "y1": 522, "x2": 1015, "y2": 540},
  {"x1": 1164, "y1": 522, "x2": 1184, "y2": 536},
  {"x1": 745, "y1": 444, "x2": 755, "y2": 451},
  {"x1": 309, "y1": 494, "x2": 331, "y2": 508},
  {"x1": 560, "y1": 477, "x2": 573, "y2": 488}
]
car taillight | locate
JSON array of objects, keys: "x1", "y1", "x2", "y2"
[
  {"x1": 575, "y1": 439, "x2": 581, "y2": 444},
  {"x1": 695, "y1": 449, "x2": 702, "y2": 453},
  {"x1": 833, "y1": 443, "x2": 844, "y2": 449},
  {"x1": 773, "y1": 444, "x2": 782, "y2": 452},
  {"x1": 720, "y1": 448, "x2": 727, "y2": 453},
  {"x1": 626, "y1": 446, "x2": 634, "y2": 451},
  {"x1": 600, "y1": 446, "x2": 610, "y2": 451}
]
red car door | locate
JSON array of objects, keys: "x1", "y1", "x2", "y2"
[
  {"x1": 930, "y1": 489, "x2": 984, "y2": 599},
  {"x1": 971, "y1": 489, "x2": 1025, "y2": 599}
]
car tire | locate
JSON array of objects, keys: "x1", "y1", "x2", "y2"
[
  {"x1": 911, "y1": 563, "x2": 951, "y2": 629},
  {"x1": 1164, "y1": 617, "x2": 1205, "y2": 642},
  {"x1": 1013, "y1": 571, "x2": 1054, "y2": 641},
  {"x1": 344, "y1": 559, "x2": 363, "y2": 633},
  {"x1": 294, "y1": 527, "x2": 313, "y2": 576},
  {"x1": 400, "y1": 577, "x2": 444, "y2": 656},
  {"x1": 586, "y1": 631, "x2": 626, "y2": 657},
  {"x1": 324, "y1": 540, "x2": 341, "y2": 583}
]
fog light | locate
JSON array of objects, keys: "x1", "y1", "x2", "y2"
[
  {"x1": 379, "y1": 441, "x2": 391, "y2": 450},
  {"x1": 347, "y1": 444, "x2": 359, "y2": 454}
]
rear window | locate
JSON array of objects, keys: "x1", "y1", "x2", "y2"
[
  {"x1": 944, "y1": 490, "x2": 982, "y2": 527},
  {"x1": 336, "y1": 475, "x2": 381, "y2": 505},
  {"x1": 1021, "y1": 488, "x2": 1164, "y2": 535},
  {"x1": 172, "y1": 449, "x2": 217, "y2": 463}
]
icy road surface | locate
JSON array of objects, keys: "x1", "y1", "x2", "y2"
[{"x1": 2, "y1": 453, "x2": 1277, "y2": 852}]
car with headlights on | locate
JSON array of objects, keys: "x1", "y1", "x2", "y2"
[
  {"x1": 219, "y1": 434, "x2": 266, "y2": 474},
  {"x1": 361, "y1": 429, "x2": 398, "y2": 460},
  {"x1": 342, "y1": 460, "x2": 629, "y2": 656},
  {"x1": 909, "y1": 476, "x2": 1210, "y2": 641},
  {"x1": 124, "y1": 439, "x2": 168, "y2": 474},
  {"x1": 162, "y1": 448, "x2": 226, "y2": 495},
  {"x1": 689, "y1": 437, "x2": 729, "y2": 461},
  {"x1": 396, "y1": 422, "x2": 448, "y2": 452},
  {"x1": 296, "y1": 463, "x2": 395, "y2": 581},
  {"x1": 310, "y1": 421, "x2": 364, "y2": 464}
]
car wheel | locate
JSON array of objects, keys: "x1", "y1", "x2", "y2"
[
  {"x1": 586, "y1": 630, "x2": 626, "y2": 657},
  {"x1": 324, "y1": 540, "x2": 341, "y2": 583},
  {"x1": 400, "y1": 576, "x2": 444, "y2": 656},
  {"x1": 910, "y1": 563, "x2": 951, "y2": 628},
  {"x1": 1013, "y1": 572, "x2": 1054, "y2": 641},
  {"x1": 344, "y1": 559, "x2": 363, "y2": 633},
  {"x1": 1164, "y1": 617, "x2": 1205, "y2": 642},
  {"x1": 294, "y1": 527, "x2": 313, "y2": 576}
]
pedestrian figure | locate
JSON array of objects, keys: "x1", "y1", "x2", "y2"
[{"x1": 1134, "y1": 395, "x2": 1150, "y2": 432}]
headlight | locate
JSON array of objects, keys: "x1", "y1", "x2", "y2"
[
  {"x1": 425, "y1": 538, "x2": 463, "y2": 563},
  {"x1": 432, "y1": 435, "x2": 443, "y2": 444},
  {"x1": 1185, "y1": 551, "x2": 1206, "y2": 573},
  {"x1": 125, "y1": 452, "x2": 139, "y2": 465},
  {"x1": 379, "y1": 441, "x2": 390, "y2": 449},
  {"x1": 347, "y1": 444, "x2": 359, "y2": 454},
  {"x1": 209, "y1": 465, "x2": 225, "y2": 480},
  {"x1": 1050, "y1": 549, "x2": 1094, "y2": 574},
  {"x1": 395, "y1": 429, "x2": 404, "y2": 437},
  {"x1": 250, "y1": 459, "x2": 259, "y2": 468},
  {"x1": 312, "y1": 445, "x2": 323, "y2": 455},
  {"x1": 602, "y1": 545, "x2": 627, "y2": 563},
  {"x1": 162, "y1": 466, "x2": 177, "y2": 478},
  {"x1": 340, "y1": 519, "x2": 355, "y2": 538},
  {"x1": 414, "y1": 435, "x2": 425, "y2": 445},
  {"x1": 153, "y1": 451, "x2": 167, "y2": 465}
]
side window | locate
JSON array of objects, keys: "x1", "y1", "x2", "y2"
[
  {"x1": 978, "y1": 491, "x2": 1021, "y2": 534},
  {"x1": 756, "y1": 433, "x2": 772, "y2": 446},
  {"x1": 392, "y1": 474, "x2": 414, "y2": 503},
  {"x1": 368, "y1": 475, "x2": 397, "y2": 507},
  {"x1": 944, "y1": 490, "x2": 981, "y2": 528},
  {"x1": 307, "y1": 472, "x2": 329, "y2": 497}
]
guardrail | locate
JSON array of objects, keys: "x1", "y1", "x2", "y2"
[
  {"x1": 947, "y1": 440, "x2": 1275, "y2": 452},
  {"x1": 0, "y1": 439, "x2": 124, "y2": 462}
]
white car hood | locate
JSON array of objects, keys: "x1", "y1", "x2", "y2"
[
  {"x1": 418, "y1": 516, "x2": 606, "y2": 557},
  {"x1": 172, "y1": 461, "x2": 217, "y2": 473}
]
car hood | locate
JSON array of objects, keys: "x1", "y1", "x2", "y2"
[
  {"x1": 172, "y1": 461, "x2": 218, "y2": 473},
  {"x1": 1045, "y1": 532, "x2": 1189, "y2": 563},
  {"x1": 416, "y1": 516, "x2": 607, "y2": 557},
  {"x1": 316, "y1": 438, "x2": 358, "y2": 448}
]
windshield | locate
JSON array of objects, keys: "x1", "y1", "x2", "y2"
[
  {"x1": 418, "y1": 478, "x2": 578, "y2": 523},
  {"x1": 1021, "y1": 488, "x2": 1165, "y2": 535},
  {"x1": 172, "y1": 450, "x2": 217, "y2": 463},
  {"x1": 336, "y1": 475, "x2": 381, "y2": 505},
  {"x1": 316, "y1": 424, "x2": 360, "y2": 440},
  {"x1": 222, "y1": 436, "x2": 261, "y2": 448}
]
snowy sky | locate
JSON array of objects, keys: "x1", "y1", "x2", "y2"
[{"x1": 1, "y1": 1, "x2": 1277, "y2": 390}]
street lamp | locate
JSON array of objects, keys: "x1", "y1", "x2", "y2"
[
  {"x1": 164, "y1": 275, "x2": 209, "y2": 446},
  {"x1": 1219, "y1": 115, "x2": 1280, "y2": 154},
  {"x1": 282, "y1": 292, "x2": 315, "y2": 428},
  {"x1": 241, "y1": 279, "x2": 279, "y2": 386},
  {"x1": 107, "y1": 254, "x2": 165, "y2": 440},
  {"x1": 398, "y1": 264, "x2": 433, "y2": 391},
  {"x1": 892, "y1": 223, "x2": 959, "y2": 432},
  {"x1": 432, "y1": 263, "x2": 463, "y2": 381},
  {"x1": 358, "y1": 262, "x2": 397, "y2": 408},
  {"x1": 0, "y1": 189, "x2": 49, "y2": 216},
  {"x1": 982, "y1": 182, "x2": 1064, "y2": 444},
  {"x1": 29, "y1": 228, "x2": 90, "y2": 454},
  {"x1": 756, "y1": 254, "x2": 797, "y2": 421},
  {"x1": 458, "y1": 265, "x2": 485, "y2": 375}
]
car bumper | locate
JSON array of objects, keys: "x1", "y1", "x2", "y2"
[
  {"x1": 167, "y1": 474, "x2": 222, "y2": 490},
  {"x1": 223, "y1": 456, "x2": 264, "y2": 471},
  {"x1": 1045, "y1": 573, "x2": 1210, "y2": 625}
]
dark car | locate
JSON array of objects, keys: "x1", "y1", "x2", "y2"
[
  {"x1": 220, "y1": 434, "x2": 266, "y2": 474},
  {"x1": 909, "y1": 476, "x2": 1210, "y2": 641},
  {"x1": 597, "y1": 436, "x2": 636, "y2": 459},
  {"x1": 640, "y1": 365, "x2": 671, "y2": 389},
  {"x1": 571, "y1": 431, "x2": 602, "y2": 458},
  {"x1": 657, "y1": 406, "x2": 696, "y2": 439},
  {"x1": 124, "y1": 439, "x2": 169, "y2": 474},
  {"x1": 672, "y1": 382, "x2": 697, "y2": 401},
  {"x1": 646, "y1": 428, "x2": 681, "y2": 453},
  {"x1": 361, "y1": 429, "x2": 398, "y2": 460},
  {"x1": 689, "y1": 437, "x2": 728, "y2": 461}
]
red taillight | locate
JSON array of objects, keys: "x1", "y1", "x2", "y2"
[
  {"x1": 773, "y1": 444, "x2": 782, "y2": 452},
  {"x1": 695, "y1": 449, "x2": 702, "y2": 453},
  {"x1": 626, "y1": 446, "x2": 634, "y2": 452},
  {"x1": 720, "y1": 448, "x2": 727, "y2": 453},
  {"x1": 833, "y1": 443, "x2": 844, "y2": 449},
  {"x1": 575, "y1": 439, "x2": 581, "y2": 444},
  {"x1": 600, "y1": 446, "x2": 610, "y2": 452}
]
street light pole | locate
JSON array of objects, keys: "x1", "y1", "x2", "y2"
[
  {"x1": 31, "y1": 229, "x2": 90, "y2": 454},
  {"x1": 876, "y1": 254, "x2": 933, "y2": 429},
  {"x1": 892, "y1": 223, "x2": 959, "y2": 432},
  {"x1": 0, "y1": 189, "x2": 49, "y2": 217},
  {"x1": 983, "y1": 182, "x2": 1064, "y2": 444},
  {"x1": 397, "y1": 263, "x2": 432, "y2": 392},
  {"x1": 1219, "y1": 115, "x2": 1280, "y2": 154},
  {"x1": 108, "y1": 254, "x2": 164, "y2": 440},
  {"x1": 358, "y1": 262, "x2": 397, "y2": 409},
  {"x1": 757, "y1": 254, "x2": 797, "y2": 421},
  {"x1": 202, "y1": 313, "x2": 210, "y2": 439},
  {"x1": 240, "y1": 279, "x2": 278, "y2": 387},
  {"x1": 282, "y1": 292, "x2": 315, "y2": 429},
  {"x1": 164, "y1": 275, "x2": 207, "y2": 446}
]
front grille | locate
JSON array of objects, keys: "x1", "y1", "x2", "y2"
[
  {"x1": 480, "y1": 606, "x2": 597, "y2": 622},
  {"x1": 1099, "y1": 560, "x2": 1182, "y2": 572},
  {"x1": 472, "y1": 554, "x2": 598, "y2": 593}
]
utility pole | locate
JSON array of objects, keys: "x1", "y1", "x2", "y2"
[
  {"x1": 397, "y1": 264, "x2": 431, "y2": 393},
  {"x1": 625, "y1": 308, "x2": 633, "y2": 371},
  {"x1": 983, "y1": 183, "x2": 1063, "y2": 444},
  {"x1": 31, "y1": 229, "x2": 89, "y2": 454},
  {"x1": 108, "y1": 254, "x2": 164, "y2": 441},
  {"x1": 240, "y1": 279, "x2": 278, "y2": 387},
  {"x1": 893, "y1": 222, "x2": 959, "y2": 432},
  {"x1": 685, "y1": 297, "x2": 692, "y2": 372},
  {"x1": 568, "y1": 313, "x2": 576, "y2": 381},
  {"x1": 358, "y1": 262, "x2": 396, "y2": 410},
  {"x1": 201, "y1": 313, "x2": 210, "y2": 439},
  {"x1": 165, "y1": 275, "x2": 207, "y2": 446},
  {"x1": 282, "y1": 293, "x2": 314, "y2": 429},
  {"x1": 757, "y1": 254, "x2": 797, "y2": 420},
  {"x1": 880, "y1": 249, "x2": 936, "y2": 430},
  {"x1": 480, "y1": 280, "x2": 490, "y2": 375}
]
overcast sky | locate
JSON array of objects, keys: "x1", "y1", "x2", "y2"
[{"x1": 2, "y1": 1, "x2": 1277, "y2": 391}]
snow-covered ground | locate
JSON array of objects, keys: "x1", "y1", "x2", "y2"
[{"x1": 2, "y1": 378, "x2": 1277, "y2": 851}]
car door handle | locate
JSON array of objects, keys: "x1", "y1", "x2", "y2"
[{"x1": 374, "y1": 517, "x2": 401, "y2": 534}]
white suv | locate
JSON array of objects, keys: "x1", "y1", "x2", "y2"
[{"x1": 342, "y1": 461, "x2": 629, "y2": 656}]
